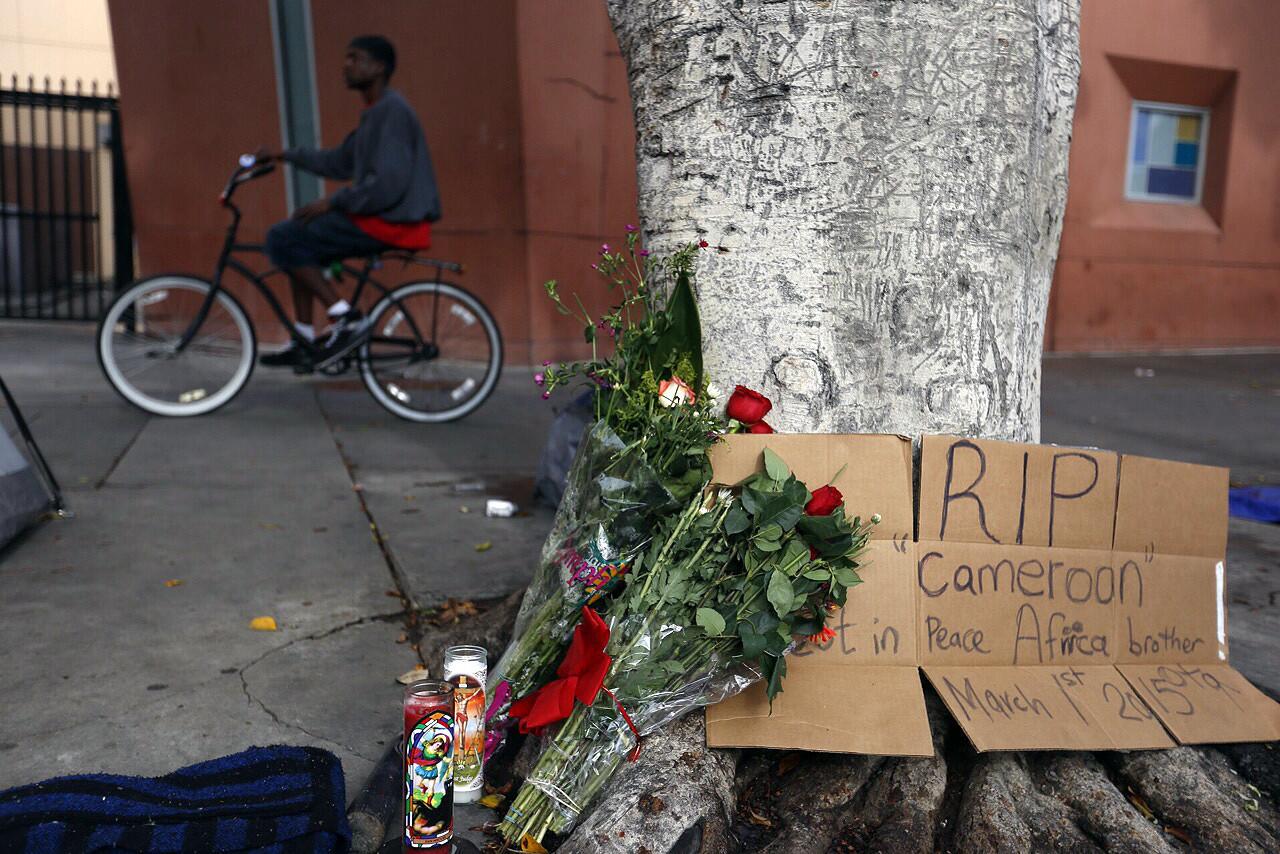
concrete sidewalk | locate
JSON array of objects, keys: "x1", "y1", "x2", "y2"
[
  {"x1": 0, "y1": 320, "x2": 552, "y2": 799},
  {"x1": 1, "y1": 321, "x2": 1277, "y2": 806}
]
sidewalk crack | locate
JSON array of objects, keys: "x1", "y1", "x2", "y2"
[
  {"x1": 314, "y1": 389, "x2": 424, "y2": 663},
  {"x1": 237, "y1": 612, "x2": 402, "y2": 763},
  {"x1": 95, "y1": 417, "x2": 149, "y2": 489}
]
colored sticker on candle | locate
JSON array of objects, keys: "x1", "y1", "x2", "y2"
[
  {"x1": 452, "y1": 675, "x2": 486, "y2": 790},
  {"x1": 405, "y1": 708, "x2": 454, "y2": 848}
]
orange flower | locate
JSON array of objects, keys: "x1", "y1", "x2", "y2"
[{"x1": 806, "y1": 626, "x2": 837, "y2": 644}]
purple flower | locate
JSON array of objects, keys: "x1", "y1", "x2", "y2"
[
  {"x1": 590, "y1": 263, "x2": 598, "y2": 270},
  {"x1": 534, "y1": 372, "x2": 545, "y2": 386},
  {"x1": 542, "y1": 391, "x2": 551, "y2": 400},
  {"x1": 542, "y1": 359, "x2": 551, "y2": 366},
  {"x1": 638, "y1": 249, "x2": 650, "y2": 257},
  {"x1": 625, "y1": 224, "x2": 637, "y2": 232},
  {"x1": 600, "y1": 244, "x2": 610, "y2": 254}
]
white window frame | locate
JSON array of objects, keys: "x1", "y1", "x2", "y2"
[{"x1": 1124, "y1": 100, "x2": 1210, "y2": 206}]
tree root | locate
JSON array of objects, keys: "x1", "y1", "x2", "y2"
[{"x1": 558, "y1": 713, "x2": 739, "y2": 854}]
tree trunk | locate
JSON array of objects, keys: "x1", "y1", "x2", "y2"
[
  {"x1": 544, "y1": 2, "x2": 1280, "y2": 852},
  {"x1": 608, "y1": 0, "x2": 1078, "y2": 441}
]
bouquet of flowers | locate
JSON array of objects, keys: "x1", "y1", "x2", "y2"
[
  {"x1": 500, "y1": 450, "x2": 875, "y2": 845},
  {"x1": 486, "y1": 233, "x2": 724, "y2": 752},
  {"x1": 488, "y1": 232, "x2": 877, "y2": 847}
]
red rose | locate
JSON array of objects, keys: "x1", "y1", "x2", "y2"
[
  {"x1": 747, "y1": 421, "x2": 774, "y2": 434},
  {"x1": 726, "y1": 385, "x2": 772, "y2": 424},
  {"x1": 805, "y1": 485, "x2": 843, "y2": 516}
]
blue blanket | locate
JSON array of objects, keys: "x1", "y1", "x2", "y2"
[
  {"x1": 1229, "y1": 486, "x2": 1280, "y2": 524},
  {"x1": 0, "y1": 746, "x2": 350, "y2": 853}
]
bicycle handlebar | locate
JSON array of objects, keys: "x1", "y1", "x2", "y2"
[{"x1": 219, "y1": 156, "x2": 277, "y2": 206}]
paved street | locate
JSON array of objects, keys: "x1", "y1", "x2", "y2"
[{"x1": 1, "y1": 321, "x2": 1277, "y2": 805}]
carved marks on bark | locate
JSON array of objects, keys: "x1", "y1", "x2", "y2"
[{"x1": 606, "y1": 1, "x2": 1081, "y2": 439}]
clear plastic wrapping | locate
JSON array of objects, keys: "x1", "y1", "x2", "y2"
[
  {"x1": 504, "y1": 615, "x2": 763, "y2": 839},
  {"x1": 486, "y1": 422, "x2": 680, "y2": 754}
]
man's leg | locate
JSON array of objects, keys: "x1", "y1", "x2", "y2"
[
  {"x1": 263, "y1": 220, "x2": 331, "y2": 368},
  {"x1": 285, "y1": 265, "x2": 343, "y2": 335}
]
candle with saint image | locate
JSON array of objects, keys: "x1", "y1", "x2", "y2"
[
  {"x1": 443, "y1": 645, "x2": 487, "y2": 802},
  {"x1": 403, "y1": 679, "x2": 454, "y2": 851}
]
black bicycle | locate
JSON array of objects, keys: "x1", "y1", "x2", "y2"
[{"x1": 97, "y1": 156, "x2": 502, "y2": 422}]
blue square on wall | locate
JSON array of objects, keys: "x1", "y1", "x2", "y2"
[
  {"x1": 1147, "y1": 167, "x2": 1196, "y2": 198},
  {"x1": 1174, "y1": 141, "x2": 1199, "y2": 167}
]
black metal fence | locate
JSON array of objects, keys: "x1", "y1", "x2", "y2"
[{"x1": 0, "y1": 77, "x2": 133, "y2": 321}]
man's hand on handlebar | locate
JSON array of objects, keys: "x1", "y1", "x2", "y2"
[
  {"x1": 292, "y1": 198, "x2": 331, "y2": 222},
  {"x1": 252, "y1": 146, "x2": 283, "y2": 164}
]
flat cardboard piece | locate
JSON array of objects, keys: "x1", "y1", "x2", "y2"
[
  {"x1": 707, "y1": 664, "x2": 934, "y2": 756},
  {"x1": 1118, "y1": 664, "x2": 1280, "y2": 744},
  {"x1": 1113, "y1": 455, "x2": 1229, "y2": 558},
  {"x1": 918, "y1": 435, "x2": 1118, "y2": 550},
  {"x1": 706, "y1": 438, "x2": 932, "y2": 756},
  {"x1": 915, "y1": 541, "x2": 1122, "y2": 667},
  {"x1": 709, "y1": 433, "x2": 913, "y2": 541},
  {"x1": 924, "y1": 665, "x2": 1174, "y2": 751}
]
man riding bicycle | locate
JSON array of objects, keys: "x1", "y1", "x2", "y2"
[{"x1": 254, "y1": 34, "x2": 440, "y2": 372}]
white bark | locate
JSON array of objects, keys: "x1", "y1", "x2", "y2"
[{"x1": 607, "y1": 0, "x2": 1081, "y2": 441}]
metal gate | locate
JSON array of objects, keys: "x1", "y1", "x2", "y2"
[{"x1": 0, "y1": 77, "x2": 133, "y2": 321}]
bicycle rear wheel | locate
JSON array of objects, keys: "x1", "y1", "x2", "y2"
[
  {"x1": 98, "y1": 275, "x2": 256, "y2": 416},
  {"x1": 359, "y1": 281, "x2": 502, "y2": 422}
]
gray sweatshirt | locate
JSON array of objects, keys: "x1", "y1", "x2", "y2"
[{"x1": 285, "y1": 90, "x2": 441, "y2": 222}]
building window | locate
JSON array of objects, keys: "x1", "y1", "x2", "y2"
[{"x1": 1125, "y1": 101, "x2": 1209, "y2": 204}]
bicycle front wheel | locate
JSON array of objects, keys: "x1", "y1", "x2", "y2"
[
  {"x1": 97, "y1": 275, "x2": 256, "y2": 416},
  {"x1": 359, "y1": 281, "x2": 502, "y2": 422}
]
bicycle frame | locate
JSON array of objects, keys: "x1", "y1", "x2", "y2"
[{"x1": 174, "y1": 163, "x2": 459, "y2": 359}]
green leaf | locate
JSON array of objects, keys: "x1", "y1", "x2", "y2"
[
  {"x1": 745, "y1": 492, "x2": 804, "y2": 534},
  {"x1": 762, "y1": 448, "x2": 790, "y2": 481},
  {"x1": 748, "y1": 609, "x2": 780, "y2": 636},
  {"x1": 833, "y1": 566, "x2": 861, "y2": 588},
  {"x1": 738, "y1": 622, "x2": 766, "y2": 659},
  {"x1": 754, "y1": 537, "x2": 782, "y2": 553},
  {"x1": 696, "y1": 607, "x2": 726, "y2": 636},
  {"x1": 767, "y1": 570, "x2": 795, "y2": 616},
  {"x1": 790, "y1": 615, "x2": 827, "y2": 637},
  {"x1": 782, "y1": 476, "x2": 810, "y2": 507},
  {"x1": 798, "y1": 512, "x2": 855, "y2": 557},
  {"x1": 782, "y1": 537, "x2": 810, "y2": 568},
  {"x1": 765, "y1": 630, "x2": 790, "y2": 656},
  {"x1": 764, "y1": 655, "x2": 788, "y2": 701},
  {"x1": 757, "y1": 523, "x2": 782, "y2": 542},
  {"x1": 803, "y1": 568, "x2": 831, "y2": 581},
  {"x1": 648, "y1": 270, "x2": 703, "y2": 389},
  {"x1": 724, "y1": 505, "x2": 750, "y2": 535}
]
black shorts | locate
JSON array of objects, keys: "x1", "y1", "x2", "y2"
[{"x1": 264, "y1": 211, "x2": 389, "y2": 269}]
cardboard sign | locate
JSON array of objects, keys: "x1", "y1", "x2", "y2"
[
  {"x1": 706, "y1": 433, "x2": 1280, "y2": 756},
  {"x1": 922, "y1": 665, "x2": 1173, "y2": 751}
]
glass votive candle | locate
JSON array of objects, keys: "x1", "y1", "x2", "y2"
[
  {"x1": 403, "y1": 679, "x2": 455, "y2": 850},
  {"x1": 443, "y1": 645, "x2": 487, "y2": 803}
]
